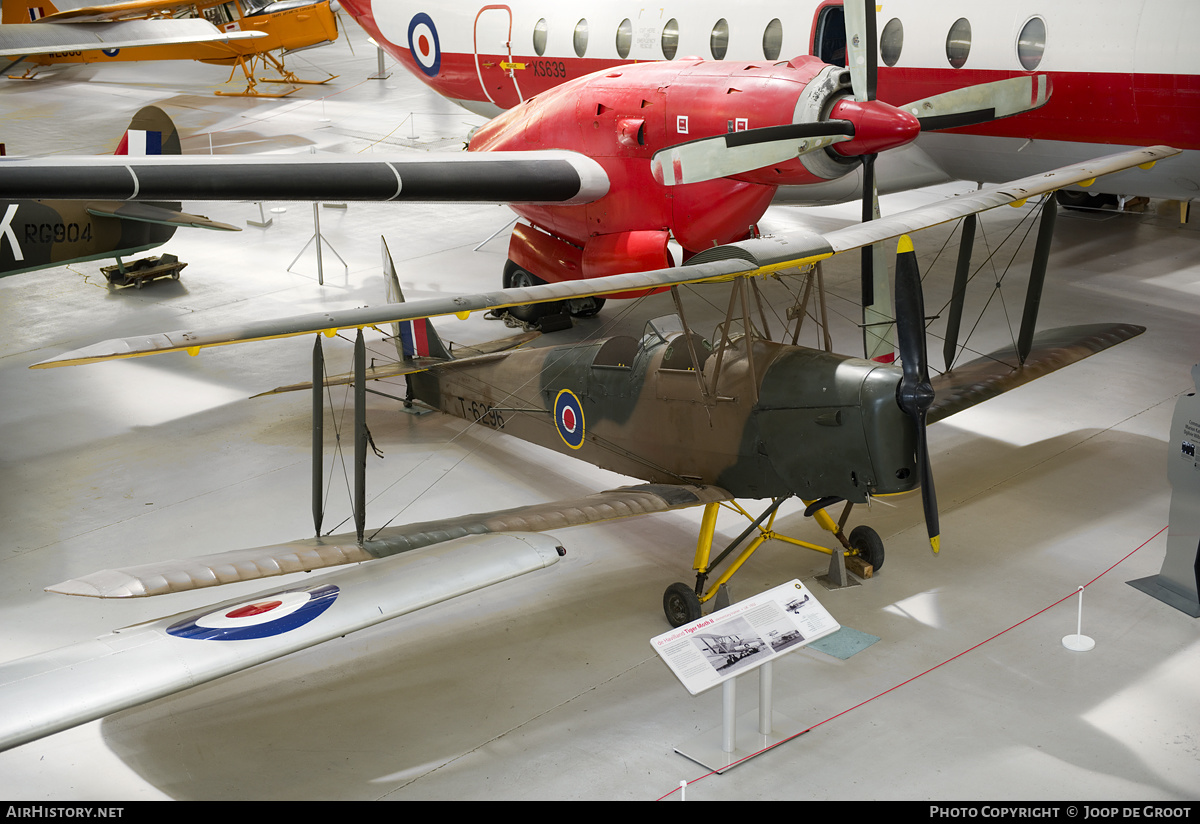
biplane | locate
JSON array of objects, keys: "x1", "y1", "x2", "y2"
[
  {"x1": 1, "y1": 0, "x2": 339, "y2": 96},
  {"x1": 0, "y1": 131, "x2": 1174, "y2": 750}
]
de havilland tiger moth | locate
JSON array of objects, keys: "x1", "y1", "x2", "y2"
[{"x1": 0, "y1": 133, "x2": 1177, "y2": 751}]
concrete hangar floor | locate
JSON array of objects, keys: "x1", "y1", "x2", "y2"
[{"x1": 0, "y1": 23, "x2": 1196, "y2": 803}]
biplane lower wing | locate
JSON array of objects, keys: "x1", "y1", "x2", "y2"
[
  {"x1": 50, "y1": 484, "x2": 732, "y2": 598},
  {"x1": 0, "y1": 19, "x2": 265, "y2": 57},
  {"x1": 0, "y1": 531, "x2": 563, "y2": 753},
  {"x1": 929, "y1": 324, "x2": 1148, "y2": 425},
  {"x1": 26, "y1": 146, "x2": 1178, "y2": 369}
]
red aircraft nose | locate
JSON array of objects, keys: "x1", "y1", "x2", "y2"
[{"x1": 828, "y1": 98, "x2": 921, "y2": 157}]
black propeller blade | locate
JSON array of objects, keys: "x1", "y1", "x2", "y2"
[{"x1": 893, "y1": 235, "x2": 940, "y2": 554}]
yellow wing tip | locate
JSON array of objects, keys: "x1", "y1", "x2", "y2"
[
  {"x1": 896, "y1": 234, "x2": 914, "y2": 254},
  {"x1": 930, "y1": 535, "x2": 941, "y2": 555}
]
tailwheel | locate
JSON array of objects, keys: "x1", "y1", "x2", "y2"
[
  {"x1": 663, "y1": 582, "x2": 703, "y2": 628},
  {"x1": 848, "y1": 525, "x2": 884, "y2": 571}
]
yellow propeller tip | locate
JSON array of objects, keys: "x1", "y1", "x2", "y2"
[
  {"x1": 897, "y1": 234, "x2": 914, "y2": 254},
  {"x1": 930, "y1": 535, "x2": 941, "y2": 555}
]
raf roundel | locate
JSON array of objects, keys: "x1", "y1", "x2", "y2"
[
  {"x1": 554, "y1": 389, "x2": 586, "y2": 450},
  {"x1": 167, "y1": 584, "x2": 339, "y2": 641},
  {"x1": 408, "y1": 13, "x2": 441, "y2": 77}
]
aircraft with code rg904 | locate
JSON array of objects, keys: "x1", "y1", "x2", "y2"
[{"x1": 0, "y1": 105, "x2": 238, "y2": 281}]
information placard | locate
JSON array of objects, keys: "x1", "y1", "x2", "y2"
[{"x1": 650, "y1": 579, "x2": 840, "y2": 695}]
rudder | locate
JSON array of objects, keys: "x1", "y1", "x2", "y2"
[
  {"x1": 115, "y1": 106, "x2": 181, "y2": 156},
  {"x1": 382, "y1": 236, "x2": 451, "y2": 362}
]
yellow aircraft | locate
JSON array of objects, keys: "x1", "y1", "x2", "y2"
[{"x1": 0, "y1": 0, "x2": 340, "y2": 96}]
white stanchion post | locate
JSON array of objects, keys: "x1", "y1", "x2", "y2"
[{"x1": 1062, "y1": 586, "x2": 1096, "y2": 651}]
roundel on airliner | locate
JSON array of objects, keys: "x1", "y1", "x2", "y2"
[{"x1": 408, "y1": 13, "x2": 441, "y2": 77}]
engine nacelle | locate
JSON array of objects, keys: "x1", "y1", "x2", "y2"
[{"x1": 474, "y1": 56, "x2": 909, "y2": 287}]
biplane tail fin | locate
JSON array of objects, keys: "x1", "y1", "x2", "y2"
[
  {"x1": 114, "y1": 106, "x2": 182, "y2": 157},
  {"x1": 382, "y1": 236, "x2": 452, "y2": 362},
  {"x1": 3, "y1": 0, "x2": 60, "y2": 24}
]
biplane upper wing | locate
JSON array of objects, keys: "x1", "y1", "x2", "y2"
[
  {"x1": 32, "y1": 0, "x2": 227, "y2": 23},
  {"x1": 0, "y1": 17, "x2": 264, "y2": 57},
  {"x1": 24, "y1": 145, "x2": 1178, "y2": 369}
]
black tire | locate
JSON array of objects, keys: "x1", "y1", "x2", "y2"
[
  {"x1": 663, "y1": 582, "x2": 702, "y2": 627},
  {"x1": 1058, "y1": 190, "x2": 1118, "y2": 211},
  {"x1": 504, "y1": 262, "x2": 562, "y2": 323},
  {"x1": 848, "y1": 525, "x2": 884, "y2": 571}
]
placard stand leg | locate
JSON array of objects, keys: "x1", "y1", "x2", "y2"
[{"x1": 674, "y1": 662, "x2": 806, "y2": 773}]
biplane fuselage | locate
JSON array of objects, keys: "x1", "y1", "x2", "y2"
[{"x1": 410, "y1": 316, "x2": 917, "y2": 503}]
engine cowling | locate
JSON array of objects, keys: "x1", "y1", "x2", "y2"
[
  {"x1": 752, "y1": 348, "x2": 917, "y2": 503},
  {"x1": 472, "y1": 56, "x2": 917, "y2": 284}
]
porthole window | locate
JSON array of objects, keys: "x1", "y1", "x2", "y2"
[
  {"x1": 533, "y1": 18, "x2": 547, "y2": 57},
  {"x1": 616, "y1": 18, "x2": 632, "y2": 59},
  {"x1": 1017, "y1": 17, "x2": 1046, "y2": 70},
  {"x1": 662, "y1": 18, "x2": 679, "y2": 60},
  {"x1": 574, "y1": 19, "x2": 589, "y2": 58},
  {"x1": 880, "y1": 18, "x2": 903, "y2": 67},
  {"x1": 946, "y1": 18, "x2": 971, "y2": 68},
  {"x1": 710, "y1": 18, "x2": 729, "y2": 60},
  {"x1": 763, "y1": 18, "x2": 783, "y2": 60}
]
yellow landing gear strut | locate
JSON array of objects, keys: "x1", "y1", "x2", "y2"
[
  {"x1": 258, "y1": 51, "x2": 338, "y2": 87},
  {"x1": 662, "y1": 497, "x2": 885, "y2": 627},
  {"x1": 216, "y1": 51, "x2": 336, "y2": 98},
  {"x1": 216, "y1": 55, "x2": 299, "y2": 98}
]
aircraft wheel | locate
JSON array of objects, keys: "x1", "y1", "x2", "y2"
[
  {"x1": 568, "y1": 297, "x2": 605, "y2": 318},
  {"x1": 504, "y1": 261, "x2": 562, "y2": 323},
  {"x1": 1058, "y1": 191, "x2": 1118, "y2": 210},
  {"x1": 663, "y1": 582, "x2": 702, "y2": 628},
  {"x1": 848, "y1": 525, "x2": 884, "y2": 571}
]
